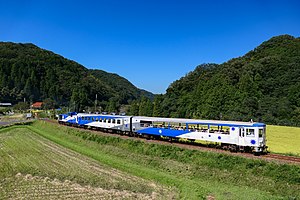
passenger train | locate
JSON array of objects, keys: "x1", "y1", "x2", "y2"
[{"x1": 58, "y1": 112, "x2": 267, "y2": 154}]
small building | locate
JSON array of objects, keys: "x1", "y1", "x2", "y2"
[{"x1": 31, "y1": 102, "x2": 43, "y2": 109}]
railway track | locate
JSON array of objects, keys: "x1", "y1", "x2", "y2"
[
  {"x1": 262, "y1": 153, "x2": 300, "y2": 164},
  {"x1": 43, "y1": 119, "x2": 300, "y2": 165}
]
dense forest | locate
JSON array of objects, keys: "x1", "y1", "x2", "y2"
[
  {"x1": 129, "y1": 35, "x2": 300, "y2": 126},
  {"x1": 1, "y1": 35, "x2": 299, "y2": 126},
  {"x1": 0, "y1": 42, "x2": 153, "y2": 111}
]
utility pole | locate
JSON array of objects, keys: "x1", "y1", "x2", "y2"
[{"x1": 95, "y1": 94, "x2": 97, "y2": 113}]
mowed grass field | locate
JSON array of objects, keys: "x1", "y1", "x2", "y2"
[
  {"x1": 267, "y1": 125, "x2": 300, "y2": 155},
  {"x1": 0, "y1": 121, "x2": 299, "y2": 199}
]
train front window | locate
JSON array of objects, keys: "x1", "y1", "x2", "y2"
[{"x1": 259, "y1": 129, "x2": 264, "y2": 137}]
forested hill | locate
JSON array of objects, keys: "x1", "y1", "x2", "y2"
[
  {"x1": 154, "y1": 35, "x2": 300, "y2": 126},
  {"x1": 89, "y1": 69, "x2": 154, "y2": 102},
  {"x1": 0, "y1": 42, "x2": 153, "y2": 110}
]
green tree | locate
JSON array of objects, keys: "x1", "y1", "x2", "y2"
[
  {"x1": 129, "y1": 100, "x2": 139, "y2": 115},
  {"x1": 14, "y1": 102, "x2": 29, "y2": 111},
  {"x1": 42, "y1": 98, "x2": 56, "y2": 110},
  {"x1": 139, "y1": 97, "x2": 153, "y2": 116},
  {"x1": 152, "y1": 94, "x2": 164, "y2": 117}
]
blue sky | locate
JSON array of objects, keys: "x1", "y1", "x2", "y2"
[{"x1": 0, "y1": 0, "x2": 299, "y2": 94}]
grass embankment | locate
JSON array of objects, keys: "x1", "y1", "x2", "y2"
[
  {"x1": 267, "y1": 125, "x2": 300, "y2": 155},
  {"x1": 0, "y1": 125, "x2": 173, "y2": 199},
  {"x1": 23, "y1": 121, "x2": 300, "y2": 199}
]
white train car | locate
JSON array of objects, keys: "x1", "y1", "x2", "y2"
[
  {"x1": 132, "y1": 116, "x2": 267, "y2": 153},
  {"x1": 58, "y1": 113, "x2": 267, "y2": 154}
]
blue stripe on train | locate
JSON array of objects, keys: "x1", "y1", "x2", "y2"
[
  {"x1": 66, "y1": 119, "x2": 76, "y2": 124},
  {"x1": 136, "y1": 127, "x2": 190, "y2": 137},
  {"x1": 77, "y1": 116, "x2": 126, "y2": 125}
]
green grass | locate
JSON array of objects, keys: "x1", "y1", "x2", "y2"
[
  {"x1": 24, "y1": 121, "x2": 300, "y2": 199},
  {"x1": 267, "y1": 125, "x2": 300, "y2": 155},
  {"x1": 0, "y1": 121, "x2": 299, "y2": 199},
  {"x1": 0, "y1": 125, "x2": 172, "y2": 199}
]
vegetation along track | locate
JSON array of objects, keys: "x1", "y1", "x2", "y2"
[
  {"x1": 46, "y1": 119, "x2": 300, "y2": 165},
  {"x1": 3, "y1": 120, "x2": 299, "y2": 199}
]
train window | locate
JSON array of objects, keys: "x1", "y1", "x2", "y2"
[
  {"x1": 108, "y1": 119, "x2": 111, "y2": 123},
  {"x1": 96, "y1": 118, "x2": 99, "y2": 122},
  {"x1": 99, "y1": 118, "x2": 102, "y2": 122},
  {"x1": 92, "y1": 117, "x2": 95, "y2": 121},
  {"x1": 259, "y1": 129, "x2": 264, "y2": 137},
  {"x1": 140, "y1": 120, "x2": 152, "y2": 128},
  {"x1": 117, "y1": 120, "x2": 121, "y2": 124},
  {"x1": 103, "y1": 118, "x2": 106, "y2": 123},
  {"x1": 246, "y1": 129, "x2": 255, "y2": 137},
  {"x1": 112, "y1": 119, "x2": 116, "y2": 124},
  {"x1": 239, "y1": 128, "x2": 245, "y2": 137}
]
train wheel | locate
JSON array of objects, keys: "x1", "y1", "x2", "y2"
[{"x1": 253, "y1": 152, "x2": 261, "y2": 156}]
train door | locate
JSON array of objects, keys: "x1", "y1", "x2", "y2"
[{"x1": 238, "y1": 127, "x2": 246, "y2": 146}]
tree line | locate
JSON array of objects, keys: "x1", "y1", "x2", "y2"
[
  {"x1": 129, "y1": 35, "x2": 300, "y2": 126},
  {"x1": 0, "y1": 42, "x2": 153, "y2": 112}
]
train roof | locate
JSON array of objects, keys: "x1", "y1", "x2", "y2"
[
  {"x1": 77, "y1": 113, "x2": 128, "y2": 118},
  {"x1": 133, "y1": 116, "x2": 265, "y2": 127},
  {"x1": 61, "y1": 112, "x2": 265, "y2": 127}
]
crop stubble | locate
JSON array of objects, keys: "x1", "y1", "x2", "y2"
[{"x1": 0, "y1": 127, "x2": 173, "y2": 199}]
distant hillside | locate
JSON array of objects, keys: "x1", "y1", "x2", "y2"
[
  {"x1": 89, "y1": 69, "x2": 154, "y2": 104},
  {"x1": 0, "y1": 42, "x2": 153, "y2": 111},
  {"x1": 132, "y1": 35, "x2": 300, "y2": 126}
]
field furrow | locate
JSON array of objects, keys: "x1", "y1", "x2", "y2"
[{"x1": 0, "y1": 127, "x2": 173, "y2": 199}]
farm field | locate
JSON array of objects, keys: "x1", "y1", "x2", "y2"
[
  {"x1": 0, "y1": 121, "x2": 299, "y2": 199},
  {"x1": 0, "y1": 126, "x2": 173, "y2": 199},
  {"x1": 267, "y1": 125, "x2": 300, "y2": 155},
  {"x1": 0, "y1": 113, "x2": 24, "y2": 122}
]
